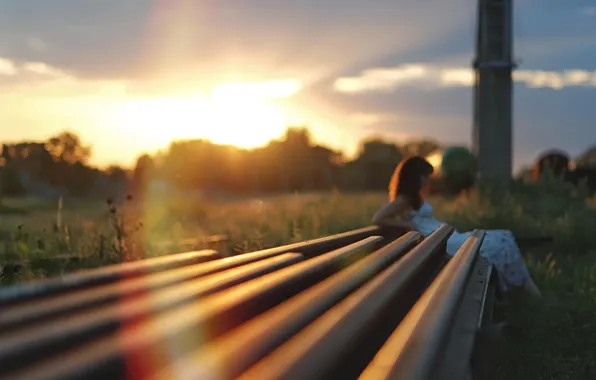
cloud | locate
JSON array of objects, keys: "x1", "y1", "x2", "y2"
[
  {"x1": 0, "y1": 55, "x2": 129, "y2": 101},
  {"x1": 0, "y1": 0, "x2": 474, "y2": 83},
  {"x1": 334, "y1": 65, "x2": 428, "y2": 93},
  {"x1": 333, "y1": 64, "x2": 475, "y2": 93},
  {"x1": 581, "y1": 7, "x2": 596, "y2": 16},
  {"x1": 440, "y1": 68, "x2": 475, "y2": 87},
  {"x1": 22, "y1": 62, "x2": 68, "y2": 77},
  {"x1": 0, "y1": 54, "x2": 306, "y2": 103},
  {"x1": 0, "y1": 58, "x2": 17, "y2": 75},
  {"x1": 334, "y1": 64, "x2": 596, "y2": 93},
  {"x1": 0, "y1": 56, "x2": 72, "y2": 79},
  {"x1": 514, "y1": 70, "x2": 596, "y2": 89}
]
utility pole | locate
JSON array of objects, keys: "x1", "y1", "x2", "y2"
[{"x1": 472, "y1": 0, "x2": 516, "y2": 184}]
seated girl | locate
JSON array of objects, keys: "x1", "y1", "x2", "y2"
[{"x1": 372, "y1": 155, "x2": 541, "y2": 296}]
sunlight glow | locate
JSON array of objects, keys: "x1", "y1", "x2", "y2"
[
  {"x1": 211, "y1": 80, "x2": 300, "y2": 101},
  {"x1": 426, "y1": 150, "x2": 444, "y2": 172},
  {"x1": 105, "y1": 82, "x2": 294, "y2": 150}
]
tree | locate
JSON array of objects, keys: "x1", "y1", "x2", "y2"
[
  {"x1": 576, "y1": 146, "x2": 596, "y2": 168},
  {"x1": 279, "y1": 127, "x2": 315, "y2": 190},
  {"x1": 133, "y1": 154, "x2": 155, "y2": 183},
  {"x1": 402, "y1": 139, "x2": 441, "y2": 158},
  {"x1": 346, "y1": 139, "x2": 404, "y2": 190},
  {"x1": 283, "y1": 127, "x2": 312, "y2": 149},
  {"x1": 45, "y1": 131, "x2": 91, "y2": 165},
  {"x1": 105, "y1": 165, "x2": 129, "y2": 183},
  {"x1": 311, "y1": 145, "x2": 342, "y2": 189},
  {"x1": 359, "y1": 139, "x2": 402, "y2": 162}
]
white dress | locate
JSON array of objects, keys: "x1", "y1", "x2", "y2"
[{"x1": 408, "y1": 202, "x2": 532, "y2": 292}]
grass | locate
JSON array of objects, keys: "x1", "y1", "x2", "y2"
[{"x1": 1, "y1": 184, "x2": 595, "y2": 379}]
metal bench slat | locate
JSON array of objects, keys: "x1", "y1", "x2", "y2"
[
  {"x1": 161, "y1": 231, "x2": 426, "y2": 380},
  {"x1": 432, "y1": 256, "x2": 493, "y2": 380},
  {"x1": 0, "y1": 245, "x2": 310, "y2": 332},
  {"x1": 360, "y1": 230, "x2": 486, "y2": 380},
  {"x1": 0, "y1": 253, "x2": 304, "y2": 375},
  {"x1": 257, "y1": 225, "x2": 384, "y2": 258},
  {"x1": 0, "y1": 249, "x2": 221, "y2": 307},
  {"x1": 2, "y1": 236, "x2": 383, "y2": 380},
  {"x1": 236, "y1": 226, "x2": 454, "y2": 380}
]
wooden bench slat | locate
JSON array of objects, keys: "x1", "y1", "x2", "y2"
[
  {"x1": 162, "y1": 231, "x2": 425, "y2": 380},
  {"x1": 360, "y1": 230, "x2": 486, "y2": 380},
  {"x1": 0, "y1": 244, "x2": 310, "y2": 332},
  {"x1": 1, "y1": 236, "x2": 383, "y2": 379},
  {"x1": 235, "y1": 226, "x2": 454, "y2": 380},
  {"x1": 0, "y1": 249, "x2": 221, "y2": 307}
]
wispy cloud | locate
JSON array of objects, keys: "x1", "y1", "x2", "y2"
[
  {"x1": 0, "y1": 57, "x2": 71, "y2": 79},
  {"x1": 334, "y1": 64, "x2": 596, "y2": 93},
  {"x1": 0, "y1": 58, "x2": 17, "y2": 76},
  {"x1": 22, "y1": 62, "x2": 69, "y2": 78},
  {"x1": 0, "y1": 55, "x2": 304, "y2": 102},
  {"x1": 581, "y1": 7, "x2": 596, "y2": 16},
  {"x1": 334, "y1": 65, "x2": 429, "y2": 93},
  {"x1": 440, "y1": 68, "x2": 475, "y2": 87},
  {"x1": 514, "y1": 70, "x2": 596, "y2": 89},
  {"x1": 0, "y1": 56, "x2": 128, "y2": 99}
]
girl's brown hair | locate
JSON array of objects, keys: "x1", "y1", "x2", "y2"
[{"x1": 389, "y1": 155, "x2": 434, "y2": 210}]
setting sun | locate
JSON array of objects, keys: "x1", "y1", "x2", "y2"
[{"x1": 103, "y1": 80, "x2": 299, "y2": 150}]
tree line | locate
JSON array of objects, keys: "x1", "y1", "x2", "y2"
[
  {"x1": 0, "y1": 128, "x2": 441, "y2": 198},
  {"x1": 131, "y1": 127, "x2": 442, "y2": 197},
  {"x1": 0, "y1": 132, "x2": 127, "y2": 197},
  {"x1": 4, "y1": 127, "x2": 594, "y2": 198}
]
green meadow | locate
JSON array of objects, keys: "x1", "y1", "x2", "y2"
[{"x1": 1, "y1": 182, "x2": 595, "y2": 379}]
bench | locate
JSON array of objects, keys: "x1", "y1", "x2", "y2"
[{"x1": 0, "y1": 225, "x2": 498, "y2": 380}]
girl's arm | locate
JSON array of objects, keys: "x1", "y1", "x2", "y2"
[{"x1": 372, "y1": 196, "x2": 416, "y2": 230}]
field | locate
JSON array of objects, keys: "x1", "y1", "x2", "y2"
[{"x1": 1, "y1": 184, "x2": 596, "y2": 379}]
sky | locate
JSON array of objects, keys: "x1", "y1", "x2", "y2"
[{"x1": 1, "y1": 0, "x2": 595, "y2": 171}]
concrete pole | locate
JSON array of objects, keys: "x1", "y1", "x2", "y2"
[{"x1": 472, "y1": 0, "x2": 516, "y2": 185}]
